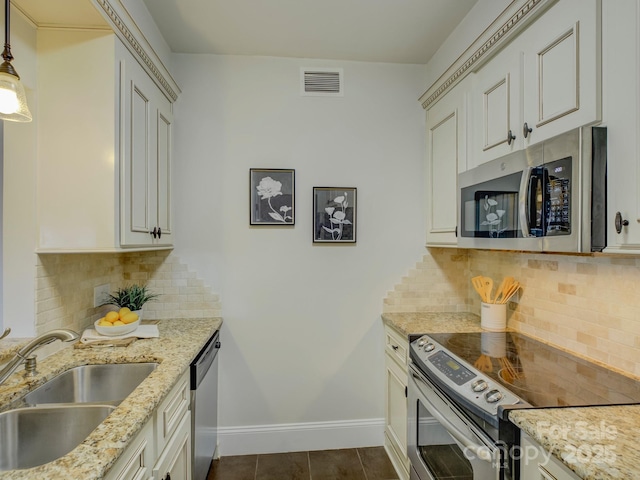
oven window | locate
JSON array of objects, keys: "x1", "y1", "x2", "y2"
[{"x1": 416, "y1": 400, "x2": 473, "y2": 480}]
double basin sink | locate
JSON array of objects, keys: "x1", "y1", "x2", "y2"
[{"x1": 0, "y1": 362, "x2": 157, "y2": 471}]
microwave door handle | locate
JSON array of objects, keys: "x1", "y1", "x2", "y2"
[
  {"x1": 410, "y1": 373, "x2": 493, "y2": 463},
  {"x1": 519, "y1": 166, "x2": 534, "y2": 237}
]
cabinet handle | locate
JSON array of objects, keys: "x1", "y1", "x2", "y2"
[
  {"x1": 507, "y1": 130, "x2": 516, "y2": 145},
  {"x1": 150, "y1": 227, "x2": 157, "y2": 238},
  {"x1": 157, "y1": 227, "x2": 162, "y2": 239},
  {"x1": 164, "y1": 474, "x2": 171, "y2": 480},
  {"x1": 391, "y1": 345, "x2": 398, "y2": 351},
  {"x1": 523, "y1": 122, "x2": 532, "y2": 139},
  {"x1": 615, "y1": 212, "x2": 629, "y2": 234}
]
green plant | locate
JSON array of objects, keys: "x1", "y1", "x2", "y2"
[{"x1": 102, "y1": 284, "x2": 159, "y2": 311}]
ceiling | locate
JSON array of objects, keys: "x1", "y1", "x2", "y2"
[{"x1": 142, "y1": 0, "x2": 478, "y2": 64}]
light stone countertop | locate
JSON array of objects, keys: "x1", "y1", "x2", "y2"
[
  {"x1": 0, "y1": 317, "x2": 222, "y2": 480},
  {"x1": 382, "y1": 311, "x2": 640, "y2": 480},
  {"x1": 381, "y1": 311, "x2": 484, "y2": 337},
  {"x1": 510, "y1": 406, "x2": 640, "y2": 480}
]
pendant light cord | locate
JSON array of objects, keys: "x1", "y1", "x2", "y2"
[{"x1": 2, "y1": 0, "x2": 12, "y2": 63}]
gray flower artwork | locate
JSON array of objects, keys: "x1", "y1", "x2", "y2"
[
  {"x1": 250, "y1": 169, "x2": 295, "y2": 225},
  {"x1": 313, "y1": 187, "x2": 357, "y2": 243}
]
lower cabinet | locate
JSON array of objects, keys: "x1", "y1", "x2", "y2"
[
  {"x1": 105, "y1": 370, "x2": 191, "y2": 480},
  {"x1": 520, "y1": 432, "x2": 580, "y2": 480},
  {"x1": 384, "y1": 325, "x2": 410, "y2": 480}
]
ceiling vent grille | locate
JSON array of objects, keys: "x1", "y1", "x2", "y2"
[{"x1": 300, "y1": 68, "x2": 343, "y2": 96}]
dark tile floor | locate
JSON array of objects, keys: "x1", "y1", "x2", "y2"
[{"x1": 207, "y1": 446, "x2": 399, "y2": 480}]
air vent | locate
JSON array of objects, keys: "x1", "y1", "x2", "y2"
[{"x1": 300, "y1": 68, "x2": 343, "y2": 96}]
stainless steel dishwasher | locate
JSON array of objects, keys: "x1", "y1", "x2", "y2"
[{"x1": 190, "y1": 330, "x2": 220, "y2": 480}]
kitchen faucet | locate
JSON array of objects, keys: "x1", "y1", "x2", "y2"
[{"x1": 0, "y1": 329, "x2": 79, "y2": 386}]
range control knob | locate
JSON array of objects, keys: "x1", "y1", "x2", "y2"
[
  {"x1": 485, "y1": 389, "x2": 503, "y2": 403},
  {"x1": 417, "y1": 337, "x2": 427, "y2": 347},
  {"x1": 471, "y1": 379, "x2": 488, "y2": 392},
  {"x1": 424, "y1": 343, "x2": 435, "y2": 352}
]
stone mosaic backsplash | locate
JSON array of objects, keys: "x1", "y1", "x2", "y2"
[
  {"x1": 384, "y1": 248, "x2": 640, "y2": 378},
  {"x1": 36, "y1": 251, "x2": 221, "y2": 335}
]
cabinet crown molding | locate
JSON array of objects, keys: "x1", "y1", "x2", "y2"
[{"x1": 420, "y1": 0, "x2": 558, "y2": 110}]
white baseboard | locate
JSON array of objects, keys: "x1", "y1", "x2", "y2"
[{"x1": 217, "y1": 418, "x2": 385, "y2": 456}]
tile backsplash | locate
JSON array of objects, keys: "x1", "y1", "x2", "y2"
[
  {"x1": 36, "y1": 251, "x2": 221, "y2": 335},
  {"x1": 384, "y1": 248, "x2": 640, "y2": 378}
]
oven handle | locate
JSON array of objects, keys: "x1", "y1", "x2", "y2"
[{"x1": 411, "y1": 372, "x2": 494, "y2": 463}]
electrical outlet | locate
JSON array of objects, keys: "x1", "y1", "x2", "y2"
[{"x1": 93, "y1": 283, "x2": 111, "y2": 308}]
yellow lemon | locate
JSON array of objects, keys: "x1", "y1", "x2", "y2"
[
  {"x1": 121, "y1": 312, "x2": 139, "y2": 324},
  {"x1": 113, "y1": 320, "x2": 125, "y2": 326},
  {"x1": 118, "y1": 307, "x2": 131, "y2": 317},
  {"x1": 98, "y1": 320, "x2": 113, "y2": 327},
  {"x1": 105, "y1": 311, "x2": 119, "y2": 323}
]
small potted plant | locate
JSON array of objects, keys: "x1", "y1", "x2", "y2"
[{"x1": 101, "y1": 283, "x2": 159, "y2": 320}]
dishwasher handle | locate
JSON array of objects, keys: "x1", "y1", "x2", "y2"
[{"x1": 191, "y1": 332, "x2": 220, "y2": 390}]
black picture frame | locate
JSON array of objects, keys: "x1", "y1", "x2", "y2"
[
  {"x1": 313, "y1": 187, "x2": 357, "y2": 243},
  {"x1": 250, "y1": 169, "x2": 295, "y2": 225}
]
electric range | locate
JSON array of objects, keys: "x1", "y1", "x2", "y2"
[{"x1": 407, "y1": 331, "x2": 640, "y2": 480}]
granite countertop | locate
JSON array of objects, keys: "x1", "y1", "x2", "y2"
[
  {"x1": 381, "y1": 311, "x2": 484, "y2": 337},
  {"x1": 510, "y1": 406, "x2": 640, "y2": 480},
  {"x1": 382, "y1": 311, "x2": 640, "y2": 480},
  {"x1": 0, "y1": 317, "x2": 222, "y2": 480}
]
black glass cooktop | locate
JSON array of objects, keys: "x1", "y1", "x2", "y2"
[{"x1": 428, "y1": 332, "x2": 640, "y2": 408}]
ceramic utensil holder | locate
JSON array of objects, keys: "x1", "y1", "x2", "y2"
[{"x1": 481, "y1": 303, "x2": 507, "y2": 331}]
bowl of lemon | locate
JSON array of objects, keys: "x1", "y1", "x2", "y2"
[{"x1": 95, "y1": 308, "x2": 141, "y2": 336}]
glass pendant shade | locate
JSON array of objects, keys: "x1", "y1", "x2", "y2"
[{"x1": 0, "y1": 69, "x2": 31, "y2": 122}]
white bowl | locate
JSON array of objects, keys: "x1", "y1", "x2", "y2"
[{"x1": 94, "y1": 317, "x2": 141, "y2": 337}]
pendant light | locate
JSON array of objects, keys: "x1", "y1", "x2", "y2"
[{"x1": 0, "y1": 0, "x2": 31, "y2": 122}]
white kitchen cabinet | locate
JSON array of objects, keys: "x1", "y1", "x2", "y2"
[
  {"x1": 468, "y1": 0, "x2": 601, "y2": 165},
  {"x1": 520, "y1": 432, "x2": 581, "y2": 480},
  {"x1": 152, "y1": 411, "x2": 192, "y2": 480},
  {"x1": 425, "y1": 76, "x2": 470, "y2": 246},
  {"x1": 106, "y1": 370, "x2": 191, "y2": 480},
  {"x1": 469, "y1": 44, "x2": 522, "y2": 167},
  {"x1": 120, "y1": 46, "x2": 173, "y2": 248},
  {"x1": 35, "y1": 29, "x2": 174, "y2": 252},
  {"x1": 384, "y1": 324, "x2": 409, "y2": 480},
  {"x1": 519, "y1": 0, "x2": 601, "y2": 146},
  {"x1": 105, "y1": 421, "x2": 155, "y2": 480},
  {"x1": 602, "y1": 0, "x2": 640, "y2": 252}
]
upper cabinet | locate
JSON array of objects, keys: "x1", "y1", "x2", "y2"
[
  {"x1": 18, "y1": 0, "x2": 179, "y2": 252},
  {"x1": 420, "y1": 0, "x2": 605, "y2": 248},
  {"x1": 468, "y1": 0, "x2": 601, "y2": 168},
  {"x1": 425, "y1": 77, "x2": 470, "y2": 246},
  {"x1": 602, "y1": 0, "x2": 640, "y2": 252}
]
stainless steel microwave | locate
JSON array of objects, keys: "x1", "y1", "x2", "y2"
[{"x1": 458, "y1": 126, "x2": 606, "y2": 253}]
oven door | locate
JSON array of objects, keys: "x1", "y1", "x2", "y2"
[{"x1": 408, "y1": 364, "x2": 501, "y2": 480}]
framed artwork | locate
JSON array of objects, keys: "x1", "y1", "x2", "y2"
[
  {"x1": 250, "y1": 169, "x2": 295, "y2": 225},
  {"x1": 313, "y1": 187, "x2": 357, "y2": 243}
]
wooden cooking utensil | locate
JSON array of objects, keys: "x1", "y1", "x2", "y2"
[
  {"x1": 494, "y1": 276, "x2": 514, "y2": 304},
  {"x1": 500, "y1": 282, "x2": 520, "y2": 304},
  {"x1": 472, "y1": 276, "x2": 488, "y2": 302},
  {"x1": 482, "y1": 277, "x2": 494, "y2": 304}
]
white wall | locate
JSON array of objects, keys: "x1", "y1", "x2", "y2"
[
  {"x1": 3, "y1": 9, "x2": 38, "y2": 337},
  {"x1": 172, "y1": 54, "x2": 426, "y2": 453}
]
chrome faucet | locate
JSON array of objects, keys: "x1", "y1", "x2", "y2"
[{"x1": 0, "y1": 329, "x2": 79, "y2": 385}]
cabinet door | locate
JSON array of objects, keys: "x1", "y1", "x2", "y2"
[
  {"x1": 153, "y1": 411, "x2": 192, "y2": 480},
  {"x1": 520, "y1": 432, "x2": 580, "y2": 480},
  {"x1": 603, "y1": 0, "x2": 640, "y2": 251},
  {"x1": 383, "y1": 325, "x2": 409, "y2": 480},
  {"x1": 521, "y1": 0, "x2": 601, "y2": 146},
  {"x1": 470, "y1": 46, "x2": 522, "y2": 166},
  {"x1": 425, "y1": 78, "x2": 468, "y2": 246},
  {"x1": 105, "y1": 421, "x2": 154, "y2": 480},
  {"x1": 120, "y1": 45, "x2": 173, "y2": 247}
]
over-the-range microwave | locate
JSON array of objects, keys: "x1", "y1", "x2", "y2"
[{"x1": 458, "y1": 126, "x2": 606, "y2": 253}]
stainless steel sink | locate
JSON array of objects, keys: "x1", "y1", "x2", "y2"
[
  {"x1": 0, "y1": 404, "x2": 115, "y2": 470},
  {"x1": 22, "y1": 362, "x2": 158, "y2": 406}
]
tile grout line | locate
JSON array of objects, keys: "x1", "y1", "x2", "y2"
[
  {"x1": 307, "y1": 451, "x2": 313, "y2": 480},
  {"x1": 254, "y1": 454, "x2": 259, "y2": 480},
  {"x1": 356, "y1": 448, "x2": 369, "y2": 480}
]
